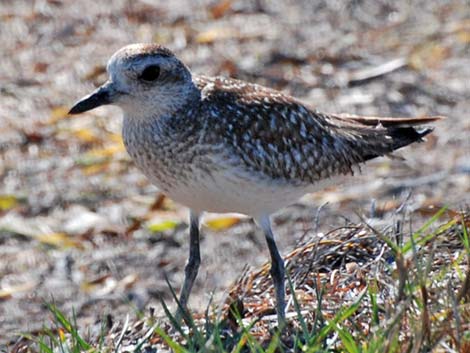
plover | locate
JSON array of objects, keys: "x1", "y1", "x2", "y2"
[{"x1": 69, "y1": 43, "x2": 440, "y2": 327}]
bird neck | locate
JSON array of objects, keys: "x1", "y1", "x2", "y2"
[{"x1": 121, "y1": 80, "x2": 201, "y2": 122}]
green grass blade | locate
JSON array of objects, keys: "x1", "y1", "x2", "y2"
[
  {"x1": 46, "y1": 303, "x2": 72, "y2": 332},
  {"x1": 286, "y1": 273, "x2": 309, "y2": 340},
  {"x1": 333, "y1": 323, "x2": 359, "y2": 353},
  {"x1": 133, "y1": 323, "x2": 158, "y2": 353},
  {"x1": 163, "y1": 275, "x2": 194, "y2": 327},
  {"x1": 460, "y1": 218, "x2": 470, "y2": 255},
  {"x1": 265, "y1": 332, "x2": 281, "y2": 353},
  {"x1": 311, "y1": 286, "x2": 367, "y2": 346},
  {"x1": 154, "y1": 326, "x2": 189, "y2": 353},
  {"x1": 160, "y1": 298, "x2": 189, "y2": 341},
  {"x1": 37, "y1": 336, "x2": 54, "y2": 353},
  {"x1": 230, "y1": 332, "x2": 249, "y2": 353},
  {"x1": 369, "y1": 285, "x2": 379, "y2": 327}
]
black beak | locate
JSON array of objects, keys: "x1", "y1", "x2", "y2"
[{"x1": 69, "y1": 82, "x2": 115, "y2": 115}]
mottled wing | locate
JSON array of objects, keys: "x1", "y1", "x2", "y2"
[{"x1": 195, "y1": 76, "x2": 437, "y2": 184}]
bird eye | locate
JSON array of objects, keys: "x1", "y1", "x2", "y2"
[{"x1": 139, "y1": 65, "x2": 160, "y2": 82}]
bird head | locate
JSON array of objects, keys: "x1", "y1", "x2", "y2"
[{"x1": 69, "y1": 43, "x2": 198, "y2": 119}]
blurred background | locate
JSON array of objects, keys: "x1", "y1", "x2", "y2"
[{"x1": 0, "y1": 0, "x2": 469, "y2": 344}]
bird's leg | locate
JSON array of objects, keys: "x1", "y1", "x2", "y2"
[
  {"x1": 176, "y1": 210, "x2": 201, "y2": 320},
  {"x1": 259, "y1": 215, "x2": 286, "y2": 329}
]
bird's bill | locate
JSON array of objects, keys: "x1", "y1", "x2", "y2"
[{"x1": 68, "y1": 81, "x2": 117, "y2": 115}]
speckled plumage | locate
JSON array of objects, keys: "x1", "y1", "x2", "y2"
[
  {"x1": 116, "y1": 48, "x2": 438, "y2": 217},
  {"x1": 69, "y1": 43, "x2": 441, "y2": 326}
]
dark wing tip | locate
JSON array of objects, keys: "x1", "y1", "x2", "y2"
[
  {"x1": 416, "y1": 126, "x2": 435, "y2": 139},
  {"x1": 386, "y1": 125, "x2": 435, "y2": 153}
]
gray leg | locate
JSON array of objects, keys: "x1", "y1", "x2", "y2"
[
  {"x1": 177, "y1": 210, "x2": 201, "y2": 318},
  {"x1": 258, "y1": 215, "x2": 286, "y2": 328}
]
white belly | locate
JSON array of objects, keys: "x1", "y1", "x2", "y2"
[{"x1": 149, "y1": 162, "x2": 336, "y2": 218}]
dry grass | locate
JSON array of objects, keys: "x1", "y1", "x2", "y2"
[{"x1": 9, "y1": 208, "x2": 469, "y2": 352}]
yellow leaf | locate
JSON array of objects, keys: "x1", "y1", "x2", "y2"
[
  {"x1": 81, "y1": 163, "x2": 109, "y2": 176},
  {"x1": 87, "y1": 142, "x2": 125, "y2": 158},
  {"x1": 0, "y1": 195, "x2": 18, "y2": 211},
  {"x1": 58, "y1": 328, "x2": 66, "y2": 342},
  {"x1": 80, "y1": 281, "x2": 97, "y2": 293},
  {"x1": 73, "y1": 128, "x2": 98, "y2": 143},
  {"x1": 48, "y1": 106, "x2": 70, "y2": 124},
  {"x1": 77, "y1": 142, "x2": 126, "y2": 165},
  {"x1": 36, "y1": 233, "x2": 82, "y2": 248},
  {"x1": 451, "y1": 19, "x2": 470, "y2": 44},
  {"x1": 205, "y1": 216, "x2": 241, "y2": 231},
  {"x1": 147, "y1": 219, "x2": 180, "y2": 233},
  {"x1": 408, "y1": 42, "x2": 449, "y2": 70},
  {"x1": 108, "y1": 133, "x2": 124, "y2": 144},
  {"x1": 457, "y1": 29, "x2": 470, "y2": 44}
]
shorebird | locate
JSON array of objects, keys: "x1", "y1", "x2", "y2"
[{"x1": 69, "y1": 43, "x2": 440, "y2": 328}]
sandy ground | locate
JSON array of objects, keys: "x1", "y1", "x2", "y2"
[{"x1": 0, "y1": 0, "x2": 469, "y2": 346}]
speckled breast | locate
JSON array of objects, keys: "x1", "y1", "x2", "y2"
[{"x1": 122, "y1": 116, "x2": 202, "y2": 192}]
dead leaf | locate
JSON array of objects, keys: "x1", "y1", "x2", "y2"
[
  {"x1": 218, "y1": 59, "x2": 239, "y2": 76},
  {"x1": 34, "y1": 62, "x2": 48, "y2": 73},
  {"x1": 0, "y1": 282, "x2": 36, "y2": 300},
  {"x1": 196, "y1": 27, "x2": 238, "y2": 44},
  {"x1": 86, "y1": 142, "x2": 125, "y2": 159},
  {"x1": 124, "y1": 3, "x2": 164, "y2": 23},
  {"x1": 77, "y1": 142, "x2": 126, "y2": 166},
  {"x1": 48, "y1": 106, "x2": 70, "y2": 124},
  {"x1": 84, "y1": 65, "x2": 106, "y2": 81},
  {"x1": 81, "y1": 163, "x2": 110, "y2": 176},
  {"x1": 108, "y1": 133, "x2": 124, "y2": 144},
  {"x1": 85, "y1": 274, "x2": 111, "y2": 286},
  {"x1": 23, "y1": 130, "x2": 46, "y2": 144},
  {"x1": 150, "y1": 194, "x2": 167, "y2": 211},
  {"x1": 408, "y1": 41, "x2": 450, "y2": 70},
  {"x1": 125, "y1": 217, "x2": 144, "y2": 237},
  {"x1": 36, "y1": 232, "x2": 83, "y2": 248},
  {"x1": 0, "y1": 195, "x2": 18, "y2": 211},
  {"x1": 456, "y1": 28, "x2": 470, "y2": 43},
  {"x1": 204, "y1": 215, "x2": 241, "y2": 231},
  {"x1": 58, "y1": 328, "x2": 66, "y2": 342},
  {"x1": 416, "y1": 203, "x2": 461, "y2": 220},
  {"x1": 450, "y1": 19, "x2": 470, "y2": 44},
  {"x1": 81, "y1": 277, "x2": 117, "y2": 295},
  {"x1": 63, "y1": 206, "x2": 109, "y2": 235},
  {"x1": 118, "y1": 274, "x2": 138, "y2": 290},
  {"x1": 73, "y1": 128, "x2": 99, "y2": 144},
  {"x1": 209, "y1": 0, "x2": 233, "y2": 19}
]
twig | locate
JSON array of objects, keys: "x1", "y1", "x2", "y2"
[
  {"x1": 114, "y1": 314, "x2": 129, "y2": 353},
  {"x1": 313, "y1": 202, "x2": 328, "y2": 234},
  {"x1": 347, "y1": 57, "x2": 407, "y2": 86}
]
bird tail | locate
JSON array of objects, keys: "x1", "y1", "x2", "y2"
[
  {"x1": 333, "y1": 114, "x2": 444, "y2": 127},
  {"x1": 386, "y1": 125, "x2": 434, "y2": 151},
  {"x1": 330, "y1": 114, "x2": 444, "y2": 163}
]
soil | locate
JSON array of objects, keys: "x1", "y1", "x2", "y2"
[{"x1": 0, "y1": 0, "x2": 469, "y2": 347}]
